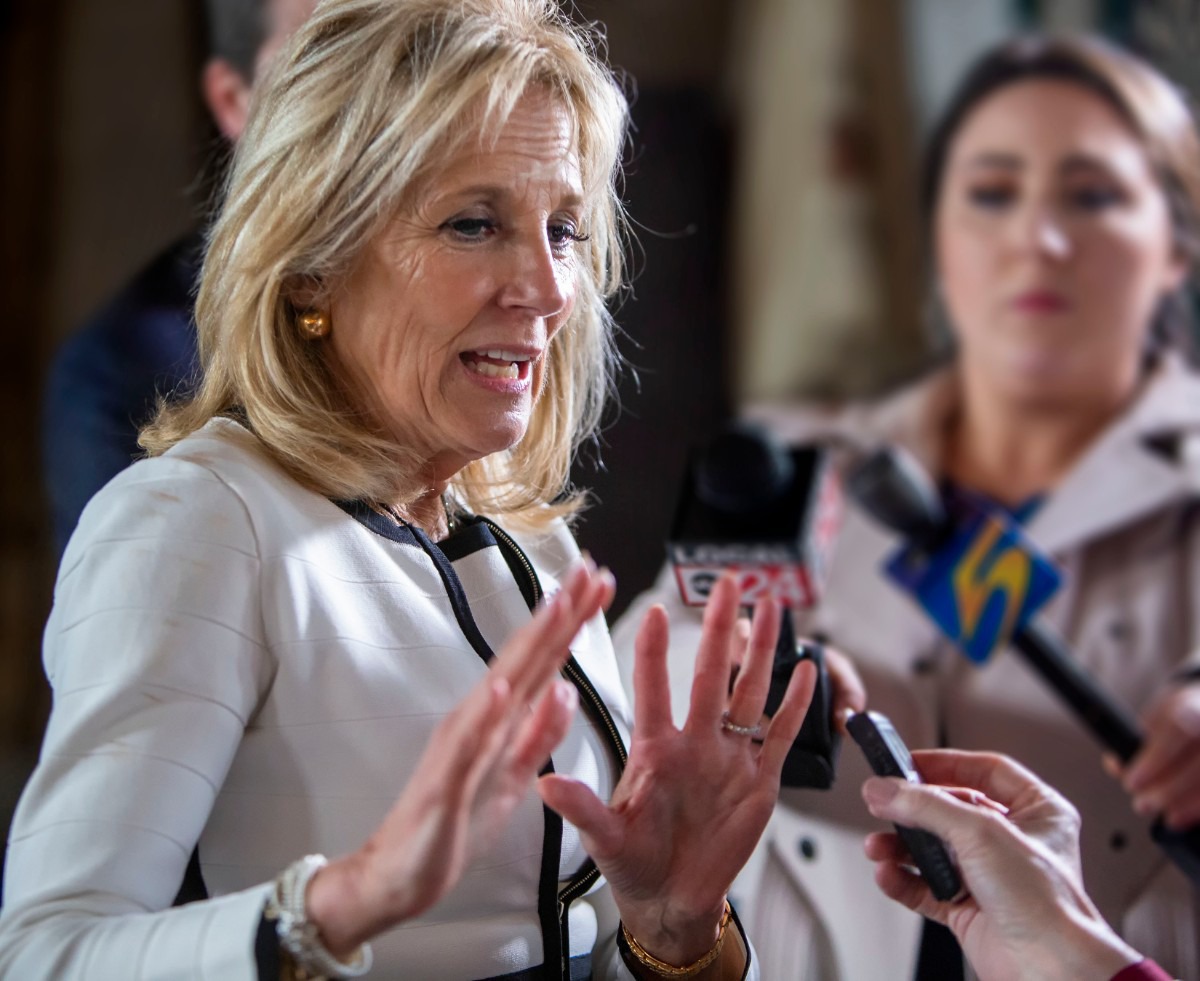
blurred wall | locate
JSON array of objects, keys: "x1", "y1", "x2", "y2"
[
  {"x1": 0, "y1": 0, "x2": 59, "y2": 851},
  {"x1": 0, "y1": 0, "x2": 207, "y2": 873},
  {"x1": 569, "y1": 0, "x2": 738, "y2": 614},
  {"x1": 50, "y1": 0, "x2": 207, "y2": 338}
]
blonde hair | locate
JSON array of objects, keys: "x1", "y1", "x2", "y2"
[{"x1": 142, "y1": 0, "x2": 630, "y2": 528}]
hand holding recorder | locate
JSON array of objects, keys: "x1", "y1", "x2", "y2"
[{"x1": 861, "y1": 749, "x2": 1146, "y2": 981}]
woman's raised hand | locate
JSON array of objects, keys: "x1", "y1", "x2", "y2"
[
  {"x1": 304, "y1": 560, "x2": 615, "y2": 957},
  {"x1": 538, "y1": 574, "x2": 816, "y2": 968}
]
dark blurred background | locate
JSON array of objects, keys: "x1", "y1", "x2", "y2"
[{"x1": 0, "y1": 0, "x2": 1196, "y2": 861}]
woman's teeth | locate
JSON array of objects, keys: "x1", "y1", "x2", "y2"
[
  {"x1": 469, "y1": 361, "x2": 520, "y2": 379},
  {"x1": 464, "y1": 349, "x2": 531, "y2": 381}
]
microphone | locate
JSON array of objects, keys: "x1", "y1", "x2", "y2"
[
  {"x1": 668, "y1": 422, "x2": 843, "y2": 788},
  {"x1": 668, "y1": 422, "x2": 841, "y2": 609},
  {"x1": 848, "y1": 444, "x2": 1200, "y2": 883}
]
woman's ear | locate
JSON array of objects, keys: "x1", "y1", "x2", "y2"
[
  {"x1": 202, "y1": 58, "x2": 254, "y2": 143},
  {"x1": 283, "y1": 274, "x2": 326, "y2": 314}
]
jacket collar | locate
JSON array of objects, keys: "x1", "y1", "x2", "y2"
[{"x1": 843, "y1": 354, "x2": 1200, "y2": 555}]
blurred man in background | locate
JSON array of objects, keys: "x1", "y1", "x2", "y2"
[{"x1": 41, "y1": 0, "x2": 316, "y2": 558}]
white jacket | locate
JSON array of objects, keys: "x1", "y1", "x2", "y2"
[
  {"x1": 1, "y1": 418, "x2": 647, "y2": 980},
  {"x1": 614, "y1": 355, "x2": 1200, "y2": 980}
]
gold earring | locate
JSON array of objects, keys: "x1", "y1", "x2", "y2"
[{"x1": 298, "y1": 311, "x2": 331, "y2": 339}]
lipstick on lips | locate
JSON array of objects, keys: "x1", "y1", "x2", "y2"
[{"x1": 1011, "y1": 289, "x2": 1070, "y2": 315}]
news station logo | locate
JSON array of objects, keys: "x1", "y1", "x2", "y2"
[
  {"x1": 670, "y1": 540, "x2": 832, "y2": 609},
  {"x1": 885, "y1": 494, "x2": 1061, "y2": 663}
]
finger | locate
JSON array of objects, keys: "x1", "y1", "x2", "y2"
[
  {"x1": 431, "y1": 676, "x2": 516, "y2": 774},
  {"x1": 1125, "y1": 735, "x2": 1190, "y2": 798},
  {"x1": 726, "y1": 595, "x2": 781, "y2": 727},
  {"x1": 862, "y1": 775, "x2": 1010, "y2": 854},
  {"x1": 821, "y1": 645, "x2": 867, "y2": 731},
  {"x1": 632, "y1": 604, "x2": 676, "y2": 739},
  {"x1": 538, "y1": 773, "x2": 622, "y2": 860},
  {"x1": 873, "y1": 860, "x2": 945, "y2": 923},
  {"x1": 863, "y1": 830, "x2": 906, "y2": 863},
  {"x1": 758, "y1": 659, "x2": 817, "y2": 777},
  {"x1": 430, "y1": 677, "x2": 520, "y2": 809},
  {"x1": 730, "y1": 615, "x2": 752, "y2": 672},
  {"x1": 943, "y1": 786, "x2": 1010, "y2": 816},
  {"x1": 1133, "y1": 752, "x2": 1200, "y2": 829},
  {"x1": 907, "y1": 749, "x2": 1057, "y2": 813},
  {"x1": 686, "y1": 575, "x2": 742, "y2": 725},
  {"x1": 496, "y1": 571, "x2": 580, "y2": 698},
  {"x1": 562, "y1": 564, "x2": 617, "y2": 658},
  {"x1": 508, "y1": 679, "x2": 579, "y2": 774},
  {"x1": 1101, "y1": 753, "x2": 1123, "y2": 781},
  {"x1": 502, "y1": 564, "x2": 611, "y2": 704},
  {"x1": 1125, "y1": 702, "x2": 1197, "y2": 794}
]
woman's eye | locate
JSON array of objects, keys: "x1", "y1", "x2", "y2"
[
  {"x1": 548, "y1": 222, "x2": 589, "y2": 251},
  {"x1": 1067, "y1": 186, "x2": 1123, "y2": 211},
  {"x1": 967, "y1": 185, "x2": 1015, "y2": 209},
  {"x1": 443, "y1": 216, "x2": 497, "y2": 240}
]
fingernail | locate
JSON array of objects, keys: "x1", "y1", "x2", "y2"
[
  {"x1": 556, "y1": 679, "x2": 578, "y2": 709},
  {"x1": 1133, "y1": 794, "x2": 1157, "y2": 817},
  {"x1": 579, "y1": 551, "x2": 596, "y2": 572},
  {"x1": 863, "y1": 777, "x2": 899, "y2": 808}
]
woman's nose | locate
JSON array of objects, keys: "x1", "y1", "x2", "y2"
[
  {"x1": 1013, "y1": 206, "x2": 1071, "y2": 261},
  {"x1": 500, "y1": 237, "x2": 572, "y2": 317}
]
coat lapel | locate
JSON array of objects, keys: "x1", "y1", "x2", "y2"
[
  {"x1": 1028, "y1": 357, "x2": 1200, "y2": 555},
  {"x1": 750, "y1": 355, "x2": 1200, "y2": 556}
]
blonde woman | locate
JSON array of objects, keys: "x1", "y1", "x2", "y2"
[{"x1": 0, "y1": 2, "x2": 816, "y2": 977}]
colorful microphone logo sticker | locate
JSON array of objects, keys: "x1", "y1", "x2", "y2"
[{"x1": 884, "y1": 496, "x2": 1061, "y2": 663}]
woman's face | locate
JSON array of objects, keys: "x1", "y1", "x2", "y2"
[
  {"x1": 935, "y1": 79, "x2": 1186, "y2": 409},
  {"x1": 329, "y1": 89, "x2": 584, "y2": 480}
]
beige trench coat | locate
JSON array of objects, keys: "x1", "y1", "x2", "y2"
[{"x1": 612, "y1": 355, "x2": 1200, "y2": 979}]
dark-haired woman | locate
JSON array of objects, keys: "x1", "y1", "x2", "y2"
[{"x1": 615, "y1": 35, "x2": 1200, "y2": 978}]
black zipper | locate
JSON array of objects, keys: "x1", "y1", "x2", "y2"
[
  {"x1": 481, "y1": 517, "x2": 630, "y2": 978},
  {"x1": 481, "y1": 517, "x2": 628, "y2": 769}
]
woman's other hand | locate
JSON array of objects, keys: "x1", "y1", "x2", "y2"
[
  {"x1": 303, "y1": 560, "x2": 615, "y2": 957},
  {"x1": 1112, "y1": 681, "x2": 1200, "y2": 830},
  {"x1": 862, "y1": 749, "x2": 1141, "y2": 981},
  {"x1": 822, "y1": 643, "x2": 868, "y2": 731},
  {"x1": 538, "y1": 574, "x2": 816, "y2": 968}
]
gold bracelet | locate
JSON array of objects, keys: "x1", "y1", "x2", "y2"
[{"x1": 620, "y1": 902, "x2": 733, "y2": 978}]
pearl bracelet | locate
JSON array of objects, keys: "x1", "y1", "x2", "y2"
[{"x1": 265, "y1": 854, "x2": 373, "y2": 980}]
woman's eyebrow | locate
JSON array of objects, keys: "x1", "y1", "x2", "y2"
[
  {"x1": 959, "y1": 151, "x2": 1123, "y2": 179},
  {"x1": 436, "y1": 183, "x2": 586, "y2": 207},
  {"x1": 1058, "y1": 153, "x2": 1117, "y2": 177},
  {"x1": 961, "y1": 151, "x2": 1023, "y2": 171}
]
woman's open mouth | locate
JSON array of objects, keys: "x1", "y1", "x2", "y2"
[{"x1": 461, "y1": 349, "x2": 535, "y2": 382}]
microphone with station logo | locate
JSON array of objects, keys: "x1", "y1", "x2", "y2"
[
  {"x1": 667, "y1": 422, "x2": 843, "y2": 788},
  {"x1": 847, "y1": 443, "x2": 1200, "y2": 884}
]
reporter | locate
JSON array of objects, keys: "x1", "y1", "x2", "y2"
[
  {"x1": 614, "y1": 33, "x2": 1200, "y2": 977},
  {"x1": 862, "y1": 749, "x2": 1168, "y2": 981}
]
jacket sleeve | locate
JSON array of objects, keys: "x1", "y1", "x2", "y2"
[
  {"x1": 1109, "y1": 958, "x2": 1175, "y2": 981},
  {"x1": 0, "y1": 459, "x2": 277, "y2": 980}
]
